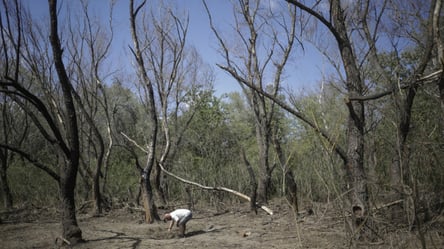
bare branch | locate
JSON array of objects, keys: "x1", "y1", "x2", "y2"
[
  {"x1": 348, "y1": 70, "x2": 443, "y2": 101},
  {"x1": 217, "y1": 64, "x2": 348, "y2": 163},
  {"x1": 158, "y1": 163, "x2": 273, "y2": 215},
  {"x1": 120, "y1": 132, "x2": 148, "y2": 154},
  {"x1": 0, "y1": 144, "x2": 60, "y2": 182},
  {"x1": 285, "y1": 0, "x2": 341, "y2": 42}
]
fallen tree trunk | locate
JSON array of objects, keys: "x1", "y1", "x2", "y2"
[{"x1": 158, "y1": 163, "x2": 273, "y2": 215}]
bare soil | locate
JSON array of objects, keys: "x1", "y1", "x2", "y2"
[{"x1": 1, "y1": 199, "x2": 443, "y2": 249}]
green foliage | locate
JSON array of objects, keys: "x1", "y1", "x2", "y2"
[
  {"x1": 167, "y1": 91, "x2": 248, "y2": 205},
  {"x1": 285, "y1": 85, "x2": 347, "y2": 202},
  {"x1": 106, "y1": 148, "x2": 140, "y2": 201},
  {"x1": 7, "y1": 161, "x2": 59, "y2": 207},
  {"x1": 1, "y1": 1, "x2": 442, "y2": 218}
]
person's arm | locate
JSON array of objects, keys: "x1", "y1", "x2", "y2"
[{"x1": 168, "y1": 220, "x2": 175, "y2": 231}]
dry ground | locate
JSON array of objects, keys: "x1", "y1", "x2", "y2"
[{"x1": 1, "y1": 199, "x2": 443, "y2": 249}]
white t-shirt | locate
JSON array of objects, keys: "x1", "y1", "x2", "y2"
[{"x1": 170, "y1": 209, "x2": 192, "y2": 224}]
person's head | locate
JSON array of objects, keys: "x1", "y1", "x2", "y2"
[{"x1": 163, "y1": 213, "x2": 172, "y2": 222}]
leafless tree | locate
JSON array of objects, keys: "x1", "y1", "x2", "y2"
[
  {"x1": 128, "y1": 0, "x2": 214, "y2": 221},
  {"x1": 0, "y1": 0, "x2": 84, "y2": 244},
  {"x1": 203, "y1": 0, "x2": 298, "y2": 205},
  {"x1": 283, "y1": 0, "x2": 440, "y2": 239},
  {"x1": 145, "y1": 5, "x2": 190, "y2": 206},
  {"x1": 65, "y1": 0, "x2": 115, "y2": 216},
  {"x1": 0, "y1": 97, "x2": 17, "y2": 209},
  {"x1": 129, "y1": 0, "x2": 160, "y2": 223}
]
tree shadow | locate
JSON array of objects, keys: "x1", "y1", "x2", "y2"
[
  {"x1": 85, "y1": 230, "x2": 142, "y2": 249},
  {"x1": 186, "y1": 229, "x2": 207, "y2": 237}
]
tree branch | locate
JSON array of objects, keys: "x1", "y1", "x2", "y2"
[
  {"x1": 158, "y1": 163, "x2": 273, "y2": 215},
  {"x1": 0, "y1": 144, "x2": 60, "y2": 182},
  {"x1": 347, "y1": 69, "x2": 443, "y2": 101},
  {"x1": 120, "y1": 132, "x2": 148, "y2": 154},
  {"x1": 218, "y1": 64, "x2": 348, "y2": 163}
]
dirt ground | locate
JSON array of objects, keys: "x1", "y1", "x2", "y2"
[{"x1": 1, "y1": 199, "x2": 443, "y2": 249}]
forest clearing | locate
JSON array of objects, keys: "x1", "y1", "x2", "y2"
[
  {"x1": 2, "y1": 198, "x2": 443, "y2": 249},
  {"x1": 1, "y1": 0, "x2": 444, "y2": 248}
]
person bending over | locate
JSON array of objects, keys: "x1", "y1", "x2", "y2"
[{"x1": 163, "y1": 209, "x2": 192, "y2": 237}]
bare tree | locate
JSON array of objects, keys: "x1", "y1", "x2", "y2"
[
  {"x1": 282, "y1": 0, "x2": 439, "y2": 239},
  {"x1": 128, "y1": 0, "x2": 214, "y2": 220},
  {"x1": 432, "y1": 0, "x2": 444, "y2": 133},
  {"x1": 48, "y1": 0, "x2": 83, "y2": 243},
  {"x1": 129, "y1": 0, "x2": 160, "y2": 223},
  {"x1": 0, "y1": 97, "x2": 16, "y2": 209},
  {"x1": 0, "y1": 0, "x2": 84, "y2": 244},
  {"x1": 65, "y1": 0, "x2": 115, "y2": 216},
  {"x1": 204, "y1": 0, "x2": 298, "y2": 204},
  {"x1": 145, "y1": 5, "x2": 190, "y2": 206}
]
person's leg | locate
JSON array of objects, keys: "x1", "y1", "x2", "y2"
[
  {"x1": 179, "y1": 223, "x2": 185, "y2": 237},
  {"x1": 178, "y1": 213, "x2": 191, "y2": 237}
]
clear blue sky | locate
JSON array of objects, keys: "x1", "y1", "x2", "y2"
[{"x1": 22, "y1": 0, "x2": 328, "y2": 96}]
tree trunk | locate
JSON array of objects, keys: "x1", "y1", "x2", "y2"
[
  {"x1": 241, "y1": 149, "x2": 258, "y2": 214},
  {"x1": 153, "y1": 162, "x2": 167, "y2": 207},
  {"x1": 92, "y1": 165, "x2": 102, "y2": 216},
  {"x1": 92, "y1": 136, "x2": 105, "y2": 216},
  {"x1": 141, "y1": 174, "x2": 159, "y2": 223},
  {"x1": 0, "y1": 99, "x2": 13, "y2": 210},
  {"x1": 0, "y1": 152, "x2": 13, "y2": 209},
  {"x1": 433, "y1": 0, "x2": 444, "y2": 124},
  {"x1": 60, "y1": 164, "x2": 83, "y2": 244},
  {"x1": 129, "y1": 0, "x2": 161, "y2": 223},
  {"x1": 439, "y1": 75, "x2": 444, "y2": 143},
  {"x1": 255, "y1": 114, "x2": 273, "y2": 204},
  {"x1": 70, "y1": 88, "x2": 105, "y2": 216},
  {"x1": 284, "y1": 170, "x2": 299, "y2": 213},
  {"x1": 330, "y1": 0, "x2": 369, "y2": 234},
  {"x1": 439, "y1": 75, "x2": 444, "y2": 122},
  {"x1": 345, "y1": 108, "x2": 367, "y2": 217},
  {"x1": 49, "y1": 0, "x2": 83, "y2": 244},
  {"x1": 389, "y1": 86, "x2": 416, "y2": 222}
]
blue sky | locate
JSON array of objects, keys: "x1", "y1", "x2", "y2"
[{"x1": 22, "y1": 0, "x2": 328, "y2": 96}]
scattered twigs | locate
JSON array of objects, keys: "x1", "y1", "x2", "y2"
[
  {"x1": 54, "y1": 236, "x2": 70, "y2": 247},
  {"x1": 373, "y1": 199, "x2": 404, "y2": 211}
]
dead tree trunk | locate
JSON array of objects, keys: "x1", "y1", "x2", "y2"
[
  {"x1": 158, "y1": 163, "x2": 273, "y2": 215},
  {"x1": 49, "y1": 0, "x2": 83, "y2": 244},
  {"x1": 129, "y1": 0, "x2": 160, "y2": 223},
  {"x1": 241, "y1": 149, "x2": 258, "y2": 214},
  {"x1": 0, "y1": 151, "x2": 13, "y2": 209},
  {"x1": 141, "y1": 172, "x2": 159, "y2": 223}
]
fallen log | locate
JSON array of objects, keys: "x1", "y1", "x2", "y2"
[{"x1": 158, "y1": 163, "x2": 273, "y2": 215}]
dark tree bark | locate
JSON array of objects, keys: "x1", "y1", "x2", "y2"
[
  {"x1": 255, "y1": 110, "x2": 273, "y2": 204},
  {"x1": 0, "y1": 150, "x2": 13, "y2": 209},
  {"x1": 330, "y1": 0, "x2": 368, "y2": 219},
  {"x1": 390, "y1": 86, "x2": 416, "y2": 193},
  {"x1": 284, "y1": 0, "x2": 368, "y2": 234},
  {"x1": 48, "y1": 0, "x2": 83, "y2": 244},
  {"x1": 70, "y1": 89, "x2": 105, "y2": 216},
  {"x1": 241, "y1": 149, "x2": 258, "y2": 214},
  {"x1": 0, "y1": 101, "x2": 13, "y2": 209},
  {"x1": 432, "y1": 0, "x2": 444, "y2": 137},
  {"x1": 129, "y1": 0, "x2": 160, "y2": 223}
]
